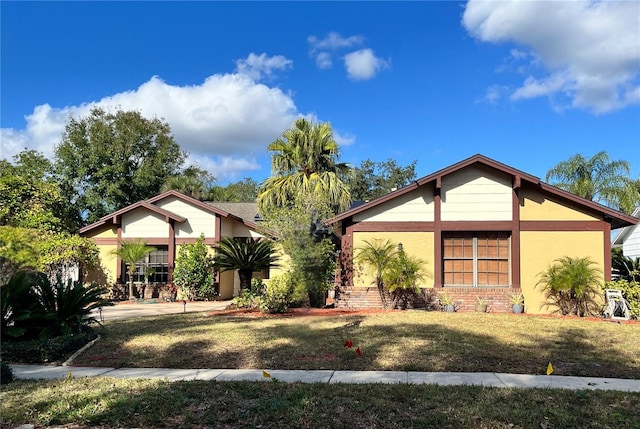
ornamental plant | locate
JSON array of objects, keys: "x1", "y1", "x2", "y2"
[{"x1": 173, "y1": 234, "x2": 216, "y2": 300}]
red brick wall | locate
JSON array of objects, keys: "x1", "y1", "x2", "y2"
[{"x1": 335, "y1": 286, "x2": 522, "y2": 312}]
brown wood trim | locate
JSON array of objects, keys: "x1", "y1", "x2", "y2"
[
  {"x1": 175, "y1": 237, "x2": 217, "y2": 245},
  {"x1": 168, "y1": 221, "x2": 175, "y2": 284},
  {"x1": 352, "y1": 222, "x2": 435, "y2": 232},
  {"x1": 434, "y1": 190, "x2": 442, "y2": 288},
  {"x1": 116, "y1": 226, "x2": 122, "y2": 281},
  {"x1": 93, "y1": 238, "x2": 118, "y2": 245},
  {"x1": 215, "y1": 215, "x2": 222, "y2": 243},
  {"x1": 440, "y1": 221, "x2": 513, "y2": 231},
  {"x1": 520, "y1": 220, "x2": 606, "y2": 231},
  {"x1": 511, "y1": 188, "x2": 521, "y2": 289},
  {"x1": 604, "y1": 222, "x2": 612, "y2": 282}
]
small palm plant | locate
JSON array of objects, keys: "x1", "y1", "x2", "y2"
[
  {"x1": 213, "y1": 237, "x2": 279, "y2": 292},
  {"x1": 354, "y1": 239, "x2": 398, "y2": 309},
  {"x1": 383, "y1": 251, "x2": 426, "y2": 309},
  {"x1": 111, "y1": 239, "x2": 156, "y2": 300},
  {"x1": 536, "y1": 256, "x2": 603, "y2": 317}
]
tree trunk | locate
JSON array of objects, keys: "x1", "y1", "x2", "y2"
[{"x1": 238, "y1": 269, "x2": 252, "y2": 292}]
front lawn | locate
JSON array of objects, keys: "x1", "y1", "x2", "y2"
[
  {"x1": 67, "y1": 310, "x2": 640, "y2": 379},
  {"x1": 2, "y1": 378, "x2": 639, "y2": 429}
]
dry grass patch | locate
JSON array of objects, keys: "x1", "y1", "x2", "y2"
[
  {"x1": 65, "y1": 310, "x2": 640, "y2": 378},
  {"x1": 2, "y1": 378, "x2": 639, "y2": 428}
]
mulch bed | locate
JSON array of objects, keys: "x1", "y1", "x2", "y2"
[{"x1": 208, "y1": 306, "x2": 394, "y2": 318}]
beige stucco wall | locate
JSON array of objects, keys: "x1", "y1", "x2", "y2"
[
  {"x1": 85, "y1": 244, "x2": 118, "y2": 287},
  {"x1": 352, "y1": 231, "x2": 434, "y2": 289},
  {"x1": 353, "y1": 186, "x2": 435, "y2": 222},
  {"x1": 520, "y1": 188, "x2": 599, "y2": 221},
  {"x1": 84, "y1": 225, "x2": 118, "y2": 239},
  {"x1": 156, "y1": 196, "x2": 217, "y2": 239},
  {"x1": 520, "y1": 231, "x2": 604, "y2": 314},
  {"x1": 441, "y1": 167, "x2": 512, "y2": 221},
  {"x1": 122, "y1": 208, "x2": 168, "y2": 238}
]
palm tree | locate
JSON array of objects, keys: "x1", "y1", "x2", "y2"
[
  {"x1": 111, "y1": 239, "x2": 156, "y2": 299},
  {"x1": 383, "y1": 250, "x2": 427, "y2": 309},
  {"x1": 257, "y1": 118, "x2": 352, "y2": 214},
  {"x1": 162, "y1": 166, "x2": 214, "y2": 200},
  {"x1": 354, "y1": 239, "x2": 398, "y2": 308},
  {"x1": 213, "y1": 237, "x2": 279, "y2": 292},
  {"x1": 545, "y1": 151, "x2": 639, "y2": 213},
  {"x1": 536, "y1": 256, "x2": 603, "y2": 317}
]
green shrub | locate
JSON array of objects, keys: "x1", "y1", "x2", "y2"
[
  {"x1": 605, "y1": 279, "x2": 640, "y2": 319},
  {"x1": 536, "y1": 256, "x2": 603, "y2": 317},
  {"x1": 1, "y1": 329, "x2": 97, "y2": 364},
  {"x1": 231, "y1": 289, "x2": 262, "y2": 309},
  {"x1": 260, "y1": 272, "x2": 295, "y2": 314},
  {"x1": 1, "y1": 361, "x2": 14, "y2": 384}
]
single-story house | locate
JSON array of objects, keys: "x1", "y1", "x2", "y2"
[
  {"x1": 79, "y1": 190, "x2": 267, "y2": 300},
  {"x1": 612, "y1": 207, "x2": 640, "y2": 259},
  {"x1": 328, "y1": 154, "x2": 638, "y2": 313}
]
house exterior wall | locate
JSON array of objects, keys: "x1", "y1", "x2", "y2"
[
  {"x1": 155, "y1": 196, "x2": 217, "y2": 239},
  {"x1": 352, "y1": 231, "x2": 434, "y2": 289},
  {"x1": 520, "y1": 188, "x2": 599, "y2": 221},
  {"x1": 353, "y1": 186, "x2": 435, "y2": 222},
  {"x1": 334, "y1": 159, "x2": 622, "y2": 313},
  {"x1": 621, "y1": 226, "x2": 640, "y2": 258},
  {"x1": 122, "y1": 208, "x2": 167, "y2": 238},
  {"x1": 520, "y1": 231, "x2": 604, "y2": 314},
  {"x1": 441, "y1": 167, "x2": 512, "y2": 221}
]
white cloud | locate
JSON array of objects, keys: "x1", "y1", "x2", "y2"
[
  {"x1": 344, "y1": 49, "x2": 390, "y2": 81},
  {"x1": 0, "y1": 54, "x2": 300, "y2": 181},
  {"x1": 463, "y1": 0, "x2": 640, "y2": 114},
  {"x1": 307, "y1": 32, "x2": 365, "y2": 72},
  {"x1": 308, "y1": 32, "x2": 364, "y2": 51},
  {"x1": 234, "y1": 52, "x2": 293, "y2": 81},
  {"x1": 315, "y1": 52, "x2": 333, "y2": 69},
  {"x1": 333, "y1": 130, "x2": 356, "y2": 147}
]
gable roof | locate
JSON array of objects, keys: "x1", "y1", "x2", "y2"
[
  {"x1": 612, "y1": 207, "x2": 640, "y2": 246},
  {"x1": 208, "y1": 202, "x2": 260, "y2": 222},
  {"x1": 328, "y1": 154, "x2": 638, "y2": 230},
  {"x1": 79, "y1": 190, "x2": 259, "y2": 234}
]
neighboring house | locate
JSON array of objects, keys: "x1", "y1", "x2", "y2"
[
  {"x1": 328, "y1": 154, "x2": 637, "y2": 313},
  {"x1": 612, "y1": 207, "x2": 640, "y2": 259},
  {"x1": 79, "y1": 190, "x2": 266, "y2": 299}
]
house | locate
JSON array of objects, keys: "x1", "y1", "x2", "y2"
[
  {"x1": 612, "y1": 207, "x2": 640, "y2": 259},
  {"x1": 328, "y1": 154, "x2": 638, "y2": 313},
  {"x1": 79, "y1": 190, "x2": 266, "y2": 300}
]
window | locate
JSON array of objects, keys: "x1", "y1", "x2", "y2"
[
  {"x1": 124, "y1": 247, "x2": 169, "y2": 284},
  {"x1": 443, "y1": 233, "x2": 510, "y2": 287}
]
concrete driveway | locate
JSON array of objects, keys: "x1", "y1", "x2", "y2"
[{"x1": 92, "y1": 300, "x2": 232, "y2": 321}]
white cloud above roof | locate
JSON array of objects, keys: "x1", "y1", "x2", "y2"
[
  {"x1": 463, "y1": 0, "x2": 640, "y2": 114},
  {"x1": 0, "y1": 54, "x2": 299, "y2": 181},
  {"x1": 344, "y1": 49, "x2": 390, "y2": 81}
]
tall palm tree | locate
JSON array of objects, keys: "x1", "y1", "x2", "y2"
[
  {"x1": 546, "y1": 151, "x2": 639, "y2": 213},
  {"x1": 257, "y1": 118, "x2": 352, "y2": 214},
  {"x1": 354, "y1": 239, "x2": 398, "y2": 308},
  {"x1": 213, "y1": 237, "x2": 279, "y2": 292},
  {"x1": 111, "y1": 239, "x2": 156, "y2": 299}
]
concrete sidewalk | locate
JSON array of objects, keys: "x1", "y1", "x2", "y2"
[
  {"x1": 10, "y1": 364, "x2": 640, "y2": 392},
  {"x1": 91, "y1": 300, "x2": 231, "y2": 321}
]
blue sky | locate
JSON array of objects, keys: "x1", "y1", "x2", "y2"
[{"x1": 2, "y1": 1, "x2": 639, "y2": 185}]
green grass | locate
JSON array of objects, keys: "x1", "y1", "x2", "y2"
[
  {"x1": 66, "y1": 310, "x2": 640, "y2": 379},
  {"x1": 2, "y1": 377, "x2": 639, "y2": 429}
]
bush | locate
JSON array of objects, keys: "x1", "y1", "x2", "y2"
[
  {"x1": 231, "y1": 289, "x2": 262, "y2": 309},
  {"x1": 1, "y1": 361, "x2": 14, "y2": 384},
  {"x1": 173, "y1": 234, "x2": 216, "y2": 301},
  {"x1": 605, "y1": 279, "x2": 640, "y2": 319},
  {"x1": 1, "y1": 329, "x2": 97, "y2": 364},
  {"x1": 536, "y1": 256, "x2": 603, "y2": 317},
  {"x1": 260, "y1": 272, "x2": 295, "y2": 314}
]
